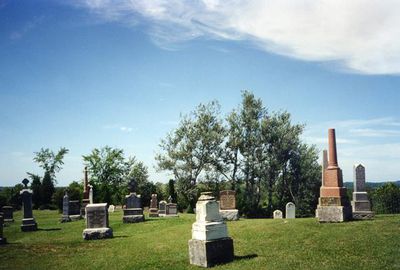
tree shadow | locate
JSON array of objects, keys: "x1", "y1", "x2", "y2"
[
  {"x1": 37, "y1": 228, "x2": 62, "y2": 231},
  {"x1": 234, "y1": 254, "x2": 258, "y2": 261}
]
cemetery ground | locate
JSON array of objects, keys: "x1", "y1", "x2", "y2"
[{"x1": 1, "y1": 211, "x2": 399, "y2": 270}]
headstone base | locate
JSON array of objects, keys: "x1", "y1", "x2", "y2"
[
  {"x1": 60, "y1": 215, "x2": 71, "y2": 223},
  {"x1": 219, "y1": 210, "x2": 239, "y2": 221},
  {"x1": 82, "y1": 228, "x2": 113, "y2": 240},
  {"x1": 352, "y1": 211, "x2": 374, "y2": 220},
  {"x1": 316, "y1": 205, "x2": 352, "y2": 222},
  {"x1": 21, "y1": 218, "x2": 38, "y2": 232},
  {"x1": 149, "y1": 208, "x2": 159, "y2": 217},
  {"x1": 192, "y1": 221, "x2": 229, "y2": 241},
  {"x1": 188, "y1": 238, "x2": 234, "y2": 268},
  {"x1": 69, "y1": 215, "x2": 83, "y2": 222},
  {"x1": 123, "y1": 215, "x2": 145, "y2": 223}
]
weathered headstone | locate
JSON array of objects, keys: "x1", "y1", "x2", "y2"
[
  {"x1": 188, "y1": 192, "x2": 234, "y2": 268},
  {"x1": 81, "y1": 167, "x2": 90, "y2": 216},
  {"x1": 273, "y1": 210, "x2": 283, "y2": 219},
  {"x1": 83, "y1": 203, "x2": 113, "y2": 240},
  {"x1": 123, "y1": 178, "x2": 145, "y2": 223},
  {"x1": 61, "y1": 192, "x2": 71, "y2": 223},
  {"x1": 158, "y1": 200, "x2": 167, "y2": 216},
  {"x1": 149, "y1": 194, "x2": 159, "y2": 217},
  {"x1": 286, "y1": 202, "x2": 296, "y2": 219},
  {"x1": 2, "y1": 206, "x2": 14, "y2": 223},
  {"x1": 69, "y1": 200, "x2": 82, "y2": 221},
  {"x1": 219, "y1": 190, "x2": 239, "y2": 221},
  {"x1": 20, "y1": 178, "x2": 38, "y2": 232},
  {"x1": 0, "y1": 213, "x2": 6, "y2": 244},
  {"x1": 316, "y1": 129, "x2": 352, "y2": 222},
  {"x1": 108, "y1": 205, "x2": 115, "y2": 213},
  {"x1": 164, "y1": 195, "x2": 178, "y2": 218},
  {"x1": 351, "y1": 164, "x2": 374, "y2": 220}
]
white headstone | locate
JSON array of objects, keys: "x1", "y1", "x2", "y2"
[
  {"x1": 273, "y1": 210, "x2": 283, "y2": 219},
  {"x1": 89, "y1": 185, "x2": 93, "y2": 204},
  {"x1": 108, "y1": 205, "x2": 115, "y2": 213},
  {"x1": 285, "y1": 202, "x2": 296, "y2": 219}
]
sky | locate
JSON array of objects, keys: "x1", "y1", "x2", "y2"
[{"x1": 1, "y1": 0, "x2": 400, "y2": 186}]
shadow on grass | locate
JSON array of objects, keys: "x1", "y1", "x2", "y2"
[
  {"x1": 234, "y1": 254, "x2": 258, "y2": 261},
  {"x1": 37, "y1": 228, "x2": 62, "y2": 231}
]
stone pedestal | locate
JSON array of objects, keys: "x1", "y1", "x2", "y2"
[
  {"x1": 351, "y1": 164, "x2": 374, "y2": 220},
  {"x1": 83, "y1": 203, "x2": 113, "y2": 240},
  {"x1": 123, "y1": 193, "x2": 145, "y2": 223},
  {"x1": 316, "y1": 129, "x2": 352, "y2": 223},
  {"x1": 188, "y1": 192, "x2": 234, "y2": 268},
  {"x1": 2, "y1": 206, "x2": 14, "y2": 223},
  {"x1": 219, "y1": 190, "x2": 239, "y2": 221},
  {"x1": 149, "y1": 194, "x2": 159, "y2": 217},
  {"x1": 20, "y1": 179, "x2": 38, "y2": 232}
]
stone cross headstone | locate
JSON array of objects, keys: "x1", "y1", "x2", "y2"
[
  {"x1": 123, "y1": 192, "x2": 144, "y2": 223},
  {"x1": 286, "y1": 202, "x2": 296, "y2": 219},
  {"x1": 149, "y1": 194, "x2": 159, "y2": 217},
  {"x1": 189, "y1": 192, "x2": 234, "y2": 267},
  {"x1": 158, "y1": 201, "x2": 167, "y2": 216},
  {"x1": 20, "y1": 178, "x2": 38, "y2": 232},
  {"x1": 83, "y1": 203, "x2": 113, "y2": 240},
  {"x1": 316, "y1": 129, "x2": 352, "y2": 222},
  {"x1": 0, "y1": 213, "x2": 6, "y2": 244},
  {"x1": 351, "y1": 164, "x2": 374, "y2": 220},
  {"x1": 219, "y1": 190, "x2": 239, "y2": 221},
  {"x1": 2, "y1": 206, "x2": 14, "y2": 223},
  {"x1": 273, "y1": 210, "x2": 283, "y2": 219},
  {"x1": 61, "y1": 192, "x2": 71, "y2": 223}
]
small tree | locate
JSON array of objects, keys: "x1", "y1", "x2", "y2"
[{"x1": 371, "y1": 183, "x2": 400, "y2": 214}]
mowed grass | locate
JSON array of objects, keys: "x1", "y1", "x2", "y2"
[{"x1": 1, "y1": 210, "x2": 399, "y2": 270}]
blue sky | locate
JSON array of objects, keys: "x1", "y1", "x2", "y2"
[{"x1": 1, "y1": 0, "x2": 400, "y2": 186}]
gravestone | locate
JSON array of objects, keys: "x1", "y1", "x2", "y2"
[
  {"x1": 149, "y1": 194, "x2": 159, "y2": 217},
  {"x1": 351, "y1": 164, "x2": 374, "y2": 220},
  {"x1": 219, "y1": 190, "x2": 239, "y2": 221},
  {"x1": 286, "y1": 202, "x2": 296, "y2": 219},
  {"x1": 2, "y1": 206, "x2": 14, "y2": 223},
  {"x1": 273, "y1": 210, "x2": 283, "y2": 219},
  {"x1": 123, "y1": 178, "x2": 145, "y2": 223},
  {"x1": 20, "y1": 178, "x2": 38, "y2": 232},
  {"x1": 89, "y1": 185, "x2": 93, "y2": 204},
  {"x1": 108, "y1": 205, "x2": 115, "y2": 213},
  {"x1": 316, "y1": 129, "x2": 352, "y2": 222},
  {"x1": 189, "y1": 192, "x2": 234, "y2": 268},
  {"x1": 0, "y1": 214, "x2": 6, "y2": 244},
  {"x1": 83, "y1": 203, "x2": 113, "y2": 240},
  {"x1": 165, "y1": 195, "x2": 178, "y2": 218},
  {"x1": 60, "y1": 192, "x2": 71, "y2": 223},
  {"x1": 158, "y1": 201, "x2": 167, "y2": 216},
  {"x1": 68, "y1": 200, "x2": 82, "y2": 221}
]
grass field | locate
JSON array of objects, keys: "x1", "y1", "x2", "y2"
[{"x1": 1, "y1": 210, "x2": 399, "y2": 270}]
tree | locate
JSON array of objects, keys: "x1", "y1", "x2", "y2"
[
  {"x1": 156, "y1": 101, "x2": 225, "y2": 210},
  {"x1": 83, "y1": 146, "x2": 140, "y2": 205},
  {"x1": 28, "y1": 173, "x2": 42, "y2": 209},
  {"x1": 33, "y1": 147, "x2": 69, "y2": 183},
  {"x1": 168, "y1": 179, "x2": 177, "y2": 203},
  {"x1": 371, "y1": 183, "x2": 400, "y2": 214}
]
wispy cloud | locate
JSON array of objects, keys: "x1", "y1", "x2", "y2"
[
  {"x1": 9, "y1": 16, "x2": 44, "y2": 40},
  {"x1": 350, "y1": 128, "x2": 400, "y2": 137},
  {"x1": 103, "y1": 124, "x2": 134, "y2": 133},
  {"x1": 76, "y1": 1, "x2": 400, "y2": 75}
]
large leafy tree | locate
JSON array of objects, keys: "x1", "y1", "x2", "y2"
[
  {"x1": 156, "y1": 101, "x2": 225, "y2": 210},
  {"x1": 33, "y1": 147, "x2": 69, "y2": 183}
]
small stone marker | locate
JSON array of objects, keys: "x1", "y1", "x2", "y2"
[
  {"x1": 149, "y1": 194, "x2": 159, "y2": 217},
  {"x1": 286, "y1": 202, "x2": 296, "y2": 219},
  {"x1": 0, "y1": 213, "x2": 7, "y2": 244},
  {"x1": 20, "y1": 178, "x2": 38, "y2": 232},
  {"x1": 61, "y1": 192, "x2": 71, "y2": 223},
  {"x1": 165, "y1": 195, "x2": 178, "y2": 218},
  {"x1": 273, "y1": 210, "x2": 283, "y2": 219},
  {"x1": 351, "y1": 164, "x2": 374, "y2": 220},
  {"x1": 108, "y1": 205, "x2": 115, "y2": 213},
  {"x1": 122, "y1": 178, "x2": 145, "y2": 223},
  {"x1": 83, "y1": 203, "x2": 113, "y2": 240},
  {"x1": 158, "y1": 200, "x2": 167, "y2": 216},
  {"x1": 189, "y1": 192, "x2": 234, "y2": 268},
  {"x1": 219, "y1": 190, "x2": 239, "y2": 221},
  {"x1": 2, "y1": 206, "x2": 14, "y2": 223}
]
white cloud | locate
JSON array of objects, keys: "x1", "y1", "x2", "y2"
[
  {"x1": 103, "y1": 124, "x2": 134, "y2": 133},
  {"x1": 77, "y1": 0, "x2": 400, "y2": 74},
  {"x1": 350, "y1": 128, "x2": 400, "y2": 137}
]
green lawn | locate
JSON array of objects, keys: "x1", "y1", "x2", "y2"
[{"x1": 1, "y1": 210, "x2": 399, "y2": 270}]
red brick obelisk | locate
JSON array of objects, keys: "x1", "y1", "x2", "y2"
[{"x1": 316, "y1": 129, "x2": 352, "y2": 222}]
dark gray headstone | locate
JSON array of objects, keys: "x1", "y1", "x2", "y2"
[
  {"x1": 86, "y1": 203, "x2": 109, "y2": 229},
  {"x1": 126, "y1": 193, "x2": 142, "y2": 209},
  {"x1": 68, "y1": 200, "x2": 81, "y2": 216},
  {"x1": 20, "y1": 179, "x2": 37, "y2": 232},
  {"x1": 159, "y1": 201, "x2": 167, "y2": 215},
  {"x1": 2, "y1": 206, "x2": 14, "y2": 222},
  {"x1": 62, "y1": 194, "x2": 69, "y2": 216},
  {"x1": 354, "y1": 164, "x2": 366, "y2": 192}
]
